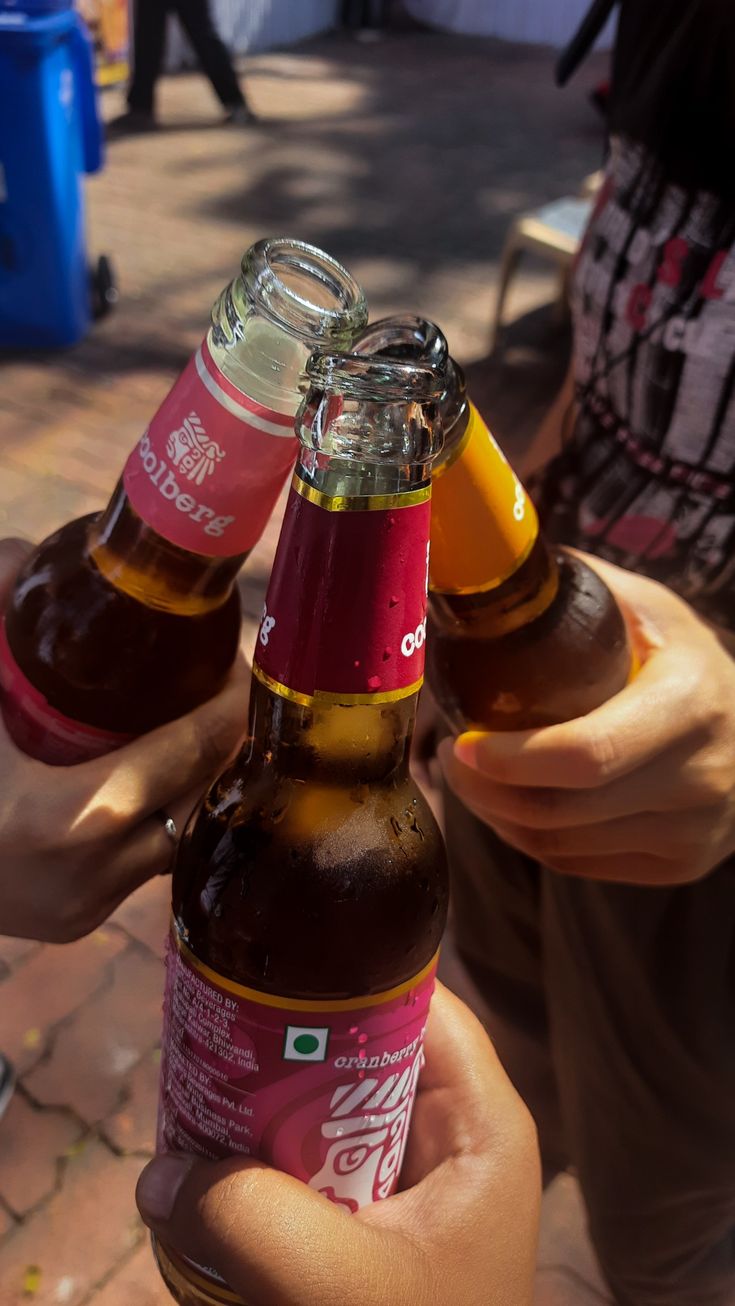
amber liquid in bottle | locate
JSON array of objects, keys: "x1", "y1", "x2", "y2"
[
  {"x1": 4, "y1": 497, "x2": 244, "y2": 736},
  {"x1": 427, "y1": 399, "x2": 631, "y2": 731},
  {"x1": 153, "y1": 353, "x2": 449, "y2": 1306},
  {"x1": 1, "y1": 241, "x2": 368, "y2": 759},
  {"x1": 351, "y1": 315, "x2": 632, "y2": 731}
]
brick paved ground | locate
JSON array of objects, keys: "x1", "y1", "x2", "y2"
[{"x1": 0, "y1": 20, "x2": 614, "y2": 1305}]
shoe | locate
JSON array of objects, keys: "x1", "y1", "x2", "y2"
[
  {"x1": 223, "y1": 104, "x2": 257, "y2": 126},
  {"x1": 0, "y1": 1053, "x2": 15, "y2": 1122},
  {"x1": 106, "y1": 110, "x2": 158, "y2": 137}
]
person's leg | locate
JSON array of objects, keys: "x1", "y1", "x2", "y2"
[
  {"x1": 127, "y1": 0, "x2": 169, "y2": 114},
  {"x1": 443, "y1": 785, "x2": 569, "y2": 1182},
  {"x1": 173, "y1": 0, "x2": 246, "y2": 111},
  {"x1": 544, "y1": 863, "x2": 735, "y2": 1305}
]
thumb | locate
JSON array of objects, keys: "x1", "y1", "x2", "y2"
[
  {"x1": 0, "y1": 537, "x2": 33, "y2": 607},
  {"x1": 136, "y1": 1154, "x2": 410, "y2": 1306}
]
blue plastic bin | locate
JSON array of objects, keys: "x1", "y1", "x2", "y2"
[{"x1": 0, "y1": 0, "x2": 104, "y2": 348}]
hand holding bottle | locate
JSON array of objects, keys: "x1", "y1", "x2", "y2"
[
  {"x1": 441, "y1": 554, "x2": 735, "y2": 885},
  {"x1": 137, "y1": 984, "x2": 541, "y2": 1306},
  {"x1": 0, "y1": 537, "x2": 250, "y2": 943}
]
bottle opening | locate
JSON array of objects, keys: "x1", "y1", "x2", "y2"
[
  {"x1": 351, "y1": 314, "x2": 466, "y2": 442},
  {"x1": 305, "y1": 351, "x2": 444, "y2": 404},
  {"x1": 241, "y1": 239, "x2": 368, "y2": 345},
  {"x1": 353, "y1": 314, "x2": 449, "y2": 372}
]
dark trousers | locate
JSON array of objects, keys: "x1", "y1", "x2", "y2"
[
  {"x1": 340, "y1": 1, "x2": 388, "y2": 28},
  {"x1": 128, "y1": 0, "x2": 244, "y2": 113},
  {"x1": 444, "y1": 783, "x2": 735, "y2": 1306}
]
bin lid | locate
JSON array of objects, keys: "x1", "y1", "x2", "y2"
[
  {"x1": 0, "y1": 0, "x2": 73, "y2": 15},
  {"x1": 0, "y1": 2, "x2": 77, "y2": 43}
]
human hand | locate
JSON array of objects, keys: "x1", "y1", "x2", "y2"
[
  {"x1": 0, "y1": 539, "x2": 249, "y2": 942},
  {"x1": 440, "y1": 553, "x2": 735, "y2": 885},
  {"x1": 136, "y1": 983, "x2": 540, "y2": 1306}
]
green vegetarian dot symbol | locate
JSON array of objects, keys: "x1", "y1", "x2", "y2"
[
  {"x1": 293, "y1": 1033, "x2": 320, "y2": 1055},
  {"x1": 283, "y1": 1024, "x2": 330, "y2": 1061}
]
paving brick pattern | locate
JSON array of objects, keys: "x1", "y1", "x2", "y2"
[{"x1": 0, "y1": 22, "x2": 612, "y2": 1304}]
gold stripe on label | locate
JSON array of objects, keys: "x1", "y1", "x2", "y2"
[
  {"x1": 174, "y1": 925, "x2": 439, "y2": 1011},
  {"x1": 252, "y1": 660, "x2": 424, "y2": 707},
  {"x1": 430, "y1": 528, "x2": 539, "y2": 596},
  {"x1": 292, "y1": 472, "x2": 431, "y2": 513}
]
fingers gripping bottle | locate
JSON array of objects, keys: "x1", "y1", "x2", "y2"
[
  {"x1": 354, "y1": 315, "x2": 632, "y2": 731},
  {"x1": 154, "y1": 352, "x2": 449, "y2": 1306},
  {"x1": 0, "y1": 240, "x2": 367, "y2": 764}
]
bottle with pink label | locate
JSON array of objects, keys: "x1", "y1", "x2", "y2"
[
  {"x1": 154, "y1": 351, "x2": 449, "y2": 1306},
  {"x1": 0, "y1": 239, "x2": 367, "y2": 764}
]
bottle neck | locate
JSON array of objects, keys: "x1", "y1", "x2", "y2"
[
  {"x1": 211, "y1": 238, "x2": 368, "y2": 411},
  {"x1": 89, "y1": 482, "x2": 243, "y2": 613},
  {"x1": 92, "y1": 328, "x2": 302, "y2": 612},
  {"x1": 429, "y1": 401, "x2": 559, "y2": 631},
  {"x1": 245, "y1": 676, "x2": 418, "y2": 789},
  {"x1": 90, "y1": 241, "x2": 367, "y2": 615},
  {"x1": 250, "y1": 446, "x2": 432, "y2": 785},
  {"x1": 209, "y1": 295, "x2": 323, "y2": 417}
]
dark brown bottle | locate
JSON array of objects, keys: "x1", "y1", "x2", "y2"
[
  {"x1": 153, "y1": 352, "x2": 449, "y2": 1306},
  {"x1": 0, "y1": 240, "x2": 367, "y2": 763},
  {"x1": 354, "y1": 315, "x2": 632, "y2": 731}
]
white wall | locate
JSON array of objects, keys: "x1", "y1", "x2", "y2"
[
  {"x1": 166, "y1": 0, "x2": 340, "y2": 69},
  {"x1": 404, "y1": 0, "x2": 617, "y2": 50}
]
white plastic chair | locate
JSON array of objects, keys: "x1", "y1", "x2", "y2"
[{"x1": 490, "y1": 174, "x2": 602, "y2": 351}]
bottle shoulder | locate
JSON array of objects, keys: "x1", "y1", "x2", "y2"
[
  {"x1": 172, "y1": 770, "x2": 448, "y2": 1000},
  {"x1": 427, "y1": 548, "x2": 631, "y2": 730}
]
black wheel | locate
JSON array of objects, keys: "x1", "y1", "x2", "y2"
[{"x1": 90, "y1": 254, "x2": 118, "y2": 320}]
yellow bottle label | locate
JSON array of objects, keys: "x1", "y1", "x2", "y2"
[{"x1": 430, "y1": 402, "x2": 539, "y2": 594}]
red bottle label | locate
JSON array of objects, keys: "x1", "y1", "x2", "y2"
[
  {"x1": 0, "y1": 621, "x2": 132, "y2": 765},
  {"x1": 123, "y1": 338, "x2": 298, "y2": 558},
  {"x1": 158, "y1": 927, "x2": 437, "y2": 1299},
  {"x1": 253, "y1": 475, "x2": 431, "y2": 705}
]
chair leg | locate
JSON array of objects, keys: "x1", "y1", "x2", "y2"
[
  {"x1": 490, "y1": 234, "x2": 523, "y2": 354},
  {"x1": 552, "y1": 259, "x2": 573, "y2": 326}
]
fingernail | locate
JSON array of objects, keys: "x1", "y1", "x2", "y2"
[
  {"x1": 137, "y1": 1154, "x2": 194, "y2": 1223},
  {"x1": 454, "y1": 730, "x2": 490, "y2": 766}
]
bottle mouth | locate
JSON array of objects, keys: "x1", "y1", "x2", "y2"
[
  {"x1": 352, "y1": 314, "x2": 449, "y2": 372},
  {"x1": 351, "y1": 314, "x2": 467, "y2": 434},
  {"x1": 305, "y1": 351, "x2": 445, "y2": 403},
  {"x1": 241, "y1": 238, "x2": 368, "y2": 346}
]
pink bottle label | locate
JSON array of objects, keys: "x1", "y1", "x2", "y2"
[
  {"x1": 123, "y1": 338, "x2": 298, "y2": 558},
  {"x1": 158, "y1": 927, "x2": 437, "y2": 1295},
  {"x1": 0, "y1": 621, "x2": 132, "y2": 765},
  {"x1": 253, "y1": 475, "x2": 431, "y2": 705}
]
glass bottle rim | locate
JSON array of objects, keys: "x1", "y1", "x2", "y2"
[
  {"x1": 351, "y1": 313, "x2": 467, "y2": 432},
  {"x1": 240, "y1": 238, "x2": 367, "y2": 346},
  {"x1": 305, "y1": 350, "x2": 445, "y2": 403},
  {"x1": 352, "y1": 314, "x2": 449, "y2": 372}
]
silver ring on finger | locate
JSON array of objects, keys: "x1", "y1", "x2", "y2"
[{"x1": 156, "y1": 810, "x2": 178, "y2": 847}]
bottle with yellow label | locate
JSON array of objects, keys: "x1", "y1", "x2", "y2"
[{"x1": 354, "y1": 316, "x2": 632, "y2": 731}]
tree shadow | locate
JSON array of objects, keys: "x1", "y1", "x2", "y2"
[{"x1": 0, "y1": 27, "x2": 600, "y2": 400}]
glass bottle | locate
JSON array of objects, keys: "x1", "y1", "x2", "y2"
[
  {"x1": 153, "y1": 351, "x2": 449, "y2": 1306},
  {"x1": 0, "y1": 240, "x2": 367, "y2": 762},
  {"x1": 354, "y1": 314, "x2": 632, "y2": 730}
]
